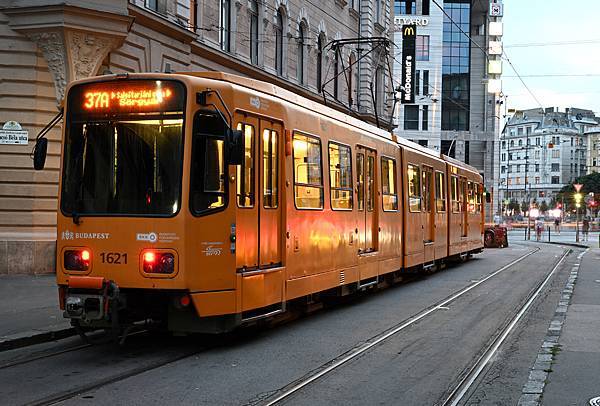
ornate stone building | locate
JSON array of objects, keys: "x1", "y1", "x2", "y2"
[{"x1": 0, "y1": 0, "x2": 393, "y2": 273}]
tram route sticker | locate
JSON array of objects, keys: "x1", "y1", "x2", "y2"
[{"x1": 201, "y1": 241, "x2": 223, "y2": 256}]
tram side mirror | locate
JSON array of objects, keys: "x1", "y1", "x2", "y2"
[
  {"x1": 228, "y1": 128, "x2": 244, "y2": 165},
  {"x1": 33, "y1": 138, "x2": 48, "y2": 170},
  {"x1": 485, "y1": 192, "x2": 492, "y2": 204}
]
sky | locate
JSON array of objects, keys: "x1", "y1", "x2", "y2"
[{"x1": 502, "y1": 0, "x2": 600, "y2": 117}]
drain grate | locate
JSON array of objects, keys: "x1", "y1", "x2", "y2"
[{"x1": 589, "y1": 396, "x2": 600, "y2": 406}]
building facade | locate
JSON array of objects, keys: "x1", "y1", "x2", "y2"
[
  {"x1": 0, "y1": 0, "x2": 394, "y2": 273},
  {"x1": 391, "y1": 0, "x2": 503, "y2": 220},
  {"x1": 586, "y1": 126, "x2": 600, "y2": 174},
  {"x1": 499, "y1": 108, "x2": 598, "y2": 211}
]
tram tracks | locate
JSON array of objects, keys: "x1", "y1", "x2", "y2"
[
  {"x1": 255, "y1": 245, "x2": 569, "y2": 406},
  {"x1": 5, "y1": 245, "x2": 564, "y2": 406},
  {"x1": 440, "y1": 247, "x2": 571, "y2": 406}
]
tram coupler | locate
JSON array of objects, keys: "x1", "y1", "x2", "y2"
[{"x1": 64, "y1": 277, "x2": 120, "y2": 324}]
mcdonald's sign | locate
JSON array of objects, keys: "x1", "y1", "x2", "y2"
[{"x1": 401, "y1": 24, "x2": 417, "y2": 104}]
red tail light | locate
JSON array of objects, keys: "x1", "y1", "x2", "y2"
[
  {"x1": 64, "y1": 249, "x2": 91, "y2": 271},
  {"x1": 142, "y1": 250, "x2": 175, "y2": 274}
]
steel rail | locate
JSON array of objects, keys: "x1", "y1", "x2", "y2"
[
  {"x1": 260, "y1": 246, "x2": 541, "y2": 406},
  {"x1": 0, "y1": 343, "x2": 91, "y2": 371},
  {"x1": 0, "y1": 328, "x2": 153, "y2": 371},
  {"x1": 441, "y1": 247, "x2": 571, "y2": 406}
]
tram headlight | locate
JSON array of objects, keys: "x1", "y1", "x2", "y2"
[
  {"x1": 142, "y1": 250, "x2": 175, "y2": 274},
  {"x1": 64, "y1": 249, "x2": 91, "y2": 271}
]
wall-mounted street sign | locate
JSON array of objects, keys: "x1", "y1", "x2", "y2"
[
  {"x1": 401, "y1": 24, "x2": 417, "y2": 104},
  {"x1": 0, "y1": 121, "x2": 28, "y2": 145}
]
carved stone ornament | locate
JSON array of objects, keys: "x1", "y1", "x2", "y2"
[
  {"x1": 67, "y1": 31, "x2": 119, "y2": 82},
  {"x1": 27, "y1": 31, "x2": 68, "y2": 103}
]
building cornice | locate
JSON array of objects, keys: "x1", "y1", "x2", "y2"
[{"x1": 127, "y1": 3, "x2": 197, "y2": 44}]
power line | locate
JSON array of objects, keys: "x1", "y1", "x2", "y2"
[
  {"x1": 504, "y1": 39, "x2": 600, "y2": 48},
  {"x1": 503, "y1": 73, "x2": 600, "y2": 78},
  {"x1": 502, "y1": 49, "x2": 545, "y2": 112}
]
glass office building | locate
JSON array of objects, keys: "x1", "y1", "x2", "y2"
[{"x1": 441, "y1": 0, "x2": 471, "y2": 131}]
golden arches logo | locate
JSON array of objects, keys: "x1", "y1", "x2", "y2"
[{"x1": 403, "y1": 26, "x2": 415, "y2": 36}]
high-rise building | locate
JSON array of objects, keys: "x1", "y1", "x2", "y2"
[{"x1": 392, "y1": 0, "x2": 504, "y2": 219}]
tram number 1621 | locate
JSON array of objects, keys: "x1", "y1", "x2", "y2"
[{"x1": 100, "y1": 252, "x2": 128, "y2": 265}]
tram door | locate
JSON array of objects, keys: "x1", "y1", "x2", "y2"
[
  {"x1": 460, "y1": 176, "x2": 468, "y2": 237},
  {"x1": 356, "y1": 146, "x2": 378, "y2": 254},
  {"x1": 422, "y1": 166, "x2": 435, "y2": 262},
  {"x1": 235, "y1": 115, "x2": 282, "y2": 271}
]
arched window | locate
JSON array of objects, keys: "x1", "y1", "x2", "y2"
[
  {"x1": 348, "y1": 54, "x2": 355, "y2": 107},
  {"x1": 333, "y1": 47, "x2": 339, "y2": 99},
  {"x1": 375, "y1": 65, "x2": 384, "y2": 114},
  {"x1": 297, "y1": 23, "x2": 305, "y2": 85},
  {"x1": 316, "y1": 34, "x2": 325, "y2": 93},
  {"x1": 275, "y1": 10, "x2": 284, "y2": 76},
  {"x1": 249, "y1": 1, "x2": 259, "y2": 65},
  {"x1": 220, "y1": 0, "x2": 231, "y2": 52}
]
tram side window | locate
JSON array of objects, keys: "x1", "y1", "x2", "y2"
[
  {"x1": 190, "y1": 112, "x2": 227, "y2": 215},
  {"x1": 357, "y1": 153, "x2": 365, "y2": 211},
  {"x1": 422, "y1": 167, "x2": 432, "y2": 213},
  {"x1": 263, "y1": 129, "x2": 278, "y2": 208},
  {"x1": 367, "y1": 156, "x2": 375, "y2": 212},
  {"x1": 435, "y1": 171, "x2": 446, "y2": 212},
  {"x1": 236, "y1": 123, "x2": 255, "y2": 207},
  {"x1": 451, "y1": 175, "x2": 460, "y2": 212},
  {"x1": 475, "y1": 183, "x2": 482, "y2": 213},
  {"x1": 407, "y1": 164, "x2": 421, "y2": 212},
  {"x1": 329, "y1": 142, "x2": 353, "y2": 210},
  {"x1": 467, "y1": 181, "x2": 475, "y2": 213},
  {"x1": 381, "y1": 157, "x2": 398, "y2": 211},
  {"x1": 293, "y1": 133, "x2": 323, "y2": 209},
  {"x1": 461, "y1": 179, "x2": 467, "y2": 212}
]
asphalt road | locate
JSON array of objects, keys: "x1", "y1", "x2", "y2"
[{"x1": 0, "y1": 243, "x2": 580, "y2": 406}]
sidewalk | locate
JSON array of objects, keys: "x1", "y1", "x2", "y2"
[
  {"x1": 537, "y1": 247, "x2": 600, "y2": 404},
  {"x1": 508, "y1": 229, "x2": 599, "y2": 248},
  {"x1": 0, "y1": 274, "x2": 72, "y2": 350}
]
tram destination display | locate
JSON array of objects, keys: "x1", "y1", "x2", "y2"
[{"x1": 68, "y1": 80, "x2": 185, "y2": 115}]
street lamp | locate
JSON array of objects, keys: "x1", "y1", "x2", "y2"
[{"x1": 574, "y1": 185, "x2": 583, "y2": 242}]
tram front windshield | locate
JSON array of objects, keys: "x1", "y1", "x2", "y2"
[{"x1": 61, "y1": 80, "x2": 185, "y2": 217}]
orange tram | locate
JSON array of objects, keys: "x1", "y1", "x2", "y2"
[{"x1": 35, "y1": 72, "x2": 485, "y2": 334}]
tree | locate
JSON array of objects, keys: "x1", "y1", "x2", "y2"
[
  {"x1": 508, "y1": 199, "x2": 520, "y2": 213},
  {"x1": 557, "y1": 172, "x2": 600, "y2": 212}
]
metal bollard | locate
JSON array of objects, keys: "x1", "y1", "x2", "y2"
[{"x1": 548, "y1": 225, "x2": 551, "y2": 242}]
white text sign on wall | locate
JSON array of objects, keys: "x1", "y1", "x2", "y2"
[{"x1": 0, "y1": 121, "x2": 28, "y2": 145}]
